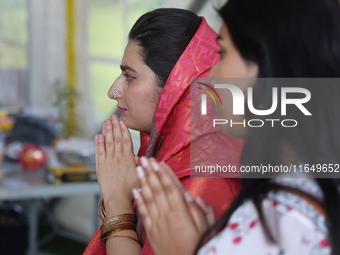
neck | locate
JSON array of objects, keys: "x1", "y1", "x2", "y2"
[{"x1": 279, "y1": 141, "x2": 300, "y2": 166}]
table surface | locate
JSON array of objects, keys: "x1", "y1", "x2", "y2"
[
  {"x1": 0, "y1": 163, "x2": 101, "y2": 201},
  {"x1": 0, "y1": 162, "x2": 101, "y2": 255},
  {"x1": 0, "y1": 181, "x2": 101, "y2": 200}
]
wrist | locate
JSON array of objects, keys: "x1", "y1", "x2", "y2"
[
  {"x1": 103, "y1": 190, "x2": 134, "y2": 207},
  {"x1": 104, "y1": 198, "x2": 134, "y2": 218}
]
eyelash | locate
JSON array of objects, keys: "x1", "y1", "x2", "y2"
[
  {"x1": 218, "y1": 50, "x2": 226, "y2": 57},
  {"x1": 123, "y1": 73, "x2": 135, "y2": 81}
]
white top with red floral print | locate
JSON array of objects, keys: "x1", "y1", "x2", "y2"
[{"x1": 198, "y1": 178, "x2": 329, "y2": 255}]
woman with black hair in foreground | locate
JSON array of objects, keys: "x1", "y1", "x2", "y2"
[
  {"x1": 133, "y1": 0, "x2": 340, "y2": 254},
  {"x1": 86, "y1": 8, "x2": 243, "y2": 255}
]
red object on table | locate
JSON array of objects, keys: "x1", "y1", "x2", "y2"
[{"x1": 19, "y1": 144, "x2": 47, "y2": 171}]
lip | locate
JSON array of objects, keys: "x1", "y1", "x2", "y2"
[{"x1": 118, "y1": 106, "x2": 127, "y2": 113}]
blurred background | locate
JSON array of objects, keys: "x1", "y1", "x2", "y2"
[{"x1": 0, "y1": 0, "x2": 222, "y2": 254}]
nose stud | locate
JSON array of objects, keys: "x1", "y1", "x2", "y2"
[{"x1": 112, "y1": 89, "x2": 119, "y2": 99}]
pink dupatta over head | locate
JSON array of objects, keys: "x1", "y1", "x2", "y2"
[{"x1": 84, "y1": 17, "x2": 243, "y2": 255}]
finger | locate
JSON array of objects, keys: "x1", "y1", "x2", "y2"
[
  {"x1": 194, "y1": 196, "x2": 209, "y2": 215},
  {"x1": 94, "y1": 135, "x2": 98, "y2": 174},
  {"x1": 97, "y1": 134, "x2": 106, "y2": 165},
  {"x1": 142, "y1": 157, "x2": 171, "y2": 212},
  {"x1": 104, "y1": 119, "x2": 115, "y2": 158},
  {"x1": 150, "y1": 161, "x2": 201, "y2": 233},
  {"x1": 201, "y1": 202, "x2": 216, "y2": 239},
  {"x1": 133, "y1": 188, "x2": 153, "y2": 231},
  {"x1": 160, "y1": 162, "x2": 186, "y2": 195},
  {"x1": 111, "y1": 115, "x2": 123, "y2": 156},
  {"x1": 185, "y1": 193, "x2": 208, "y2": 234},
  {"x1": 205, "y1": 203, "x2": 216, "y2": 228},
  {"x1": 152, "y1": 161, "x2": 189, "y2": 212},
  {"x1": 136, "y1": 165, "x2": 160, "y2": 220},
  {"x1": 195, "y1": 196, "x2": 216, "y2": 228},
  {"x1": 120, "y1": 120, "x2": 133, "y2": 156},
  {"x1": 102, "y1": 121, "x2": 106, "y2": 137},
  {"x1": 134, "y1": 156, "x2": 140, "y2": 166}
]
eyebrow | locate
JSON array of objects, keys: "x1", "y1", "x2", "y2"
[{"x1": 120, "y1": 65, "x2": 138, "y2": 73}]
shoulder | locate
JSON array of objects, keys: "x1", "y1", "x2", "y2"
[
  {"x1": 198, "y1": 178, "x2": 330, "y2": 255},
  {"x1": 266, "y1": 178, "x2": 327, "y2": 235}
]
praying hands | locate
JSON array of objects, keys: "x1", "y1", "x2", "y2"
[
  {"x1": 95, "y1": 114, "x2": 138, "y2": 216},
  {"x1": 134, "y1": 157, "x2": 216, "y2": 255}
]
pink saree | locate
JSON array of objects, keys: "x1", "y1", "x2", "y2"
[{"x1": 84, "y1": 17, "x2": 243, "y2": 255}]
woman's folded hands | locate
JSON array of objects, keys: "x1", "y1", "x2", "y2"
[
  {"x1": 95, "y1": 114, "x2": 138, "y2": 215},
  {"x1": 134, "y1": 157, "x2": 216, "y2": 255},
  {"x1": 94, "y1": 116, "x2": 215, "y2": 254}
]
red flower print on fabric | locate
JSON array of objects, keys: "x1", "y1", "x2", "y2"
[
  {"x1": 233, "y1": 236, "x2": 242, "y2": 244},
  {"x1": 320, "y1": 238, "x2": 329, "y2": 248},
  {"x1": 286, "y1": 205, "x2": 293, "y2": 211},
  {"x1": 205, "y1": 246, "x2": 217, "y2": 255},
  {"x1": 228, "y1": 223, "x2": 239, "y2": 230},
  {"x1": 272, "y1": 200, "x2": 280, "y2": 206},
  {"x1": 249, "y1": 220, "x2": 257, "y2": 229}
]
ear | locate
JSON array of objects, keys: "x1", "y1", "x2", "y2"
[{"x1": 246, "y1": 61, "x2": 259, "y2": 78}]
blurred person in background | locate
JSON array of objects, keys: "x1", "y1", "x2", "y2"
[
  {"x1": 132, "y1": 0, "x2": 340, "y2": 254},
  {"x1": 84, "y1": 8, "x2": 244, "y2": 255}
]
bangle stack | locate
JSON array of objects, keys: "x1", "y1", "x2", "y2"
[
  {"x1": 100, "y1": 198, "x2": 106, "y2": 220},
  {"x1": 99, "y1": 199, "x2": 140, "y2": 246}
]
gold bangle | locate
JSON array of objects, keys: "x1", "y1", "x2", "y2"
[
  {"x1": 101, "y1": 222, "x2": 136, "y2": 234},
  {"x1": 102, "y1": 234, "x2": 141, "y2": 246},
  {"x1": 101, "y1": 221, "x2": 136, "y2": 234},
  {"x1": 101, "y1": 214, "x2": 136, "y2": 227},
  {"x1": 101, "y1": 214, "x2": 136, "y2": 233},
  {"x1": 100, "y1": 224, "x2": 137, "y2": 242},
  {"x1": 100, "y1": 198, "x2": 106, "y2": 220},
  {"x1": 104, "y1": 213, "x2": 136, "y2": 223},
  {"x1": 99, "y1": 212, "x2": 137, "y2": 244}
]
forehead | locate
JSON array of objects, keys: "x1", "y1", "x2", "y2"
[
  {"x1": 121, "y1": 41, "x2": 144, "y2": 68},
  {"x1": 218, "y1": 23, "x2": 232, "y2": 45},
  {"x1": 121, "y1": 41, "x2": 158, "y2": 87}
]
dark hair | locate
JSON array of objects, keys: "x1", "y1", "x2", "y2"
[
  {"x1": 129, "y1": 8, "x2": 201, "y2": 88},
  {"x1": 198, "y1": 0, "x2": 340, "y2": 254}
]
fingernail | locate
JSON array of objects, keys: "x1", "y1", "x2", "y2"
[
  {"x1": 106, "y1": 120, "x2": 111, "y2": 127},
  {"x1": 151, "y1": 161, "x2": 159, "y2": 171},
  {"x1": 111, "y1": 115, "x2": 117, "y2": 122},
  {"x1": 196, "y1": 196, "x2": 203, "y2": 203},
  {"x1": 140, "y1": 157, "x2": 149, "y2": 168},
  {"x1": 119, "y1": 120, "x2": 124, "y2": 127},
  {"x1": 98, "y1": 135, "x2": 103, "y2": 142},
  {"x1": 184, "y1": 192, "x2": 194, "y2": 202},
  {"x1": 133, "y1": 188, "x2": 139, "y2": 200},
  {"x1": 136, "y1": 166, "x2": 144, "y2": 179},
  {"x1": 196, "y1": 196, "x2": 208, "y2": 213},
  {"x1": 196, "y1": 196, "x2": 206, "y2": 207}
]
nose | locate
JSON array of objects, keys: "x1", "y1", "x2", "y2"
[{"x1": 108, "y1": 75, "x2": 124, "y2": 100}]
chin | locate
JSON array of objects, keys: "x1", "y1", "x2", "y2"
[
  {"x1": 121, "y1": 119, "x2": 141, "y2": 132},
  {"x1": 121, "y1": 116, "x2": 132, "y2": 129},
  {"x1": 218, "y1": 125, "x2": 230, "y2": 135},
  {"x1": 220, "y1": 126, "x2": 248, "y2": 139},
  {"x1": 121, "y1": 115, "x2": 130, "y2": 124},
  {"x1": 121, "y1": 116, "x2": 152, "y2": 133}
]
